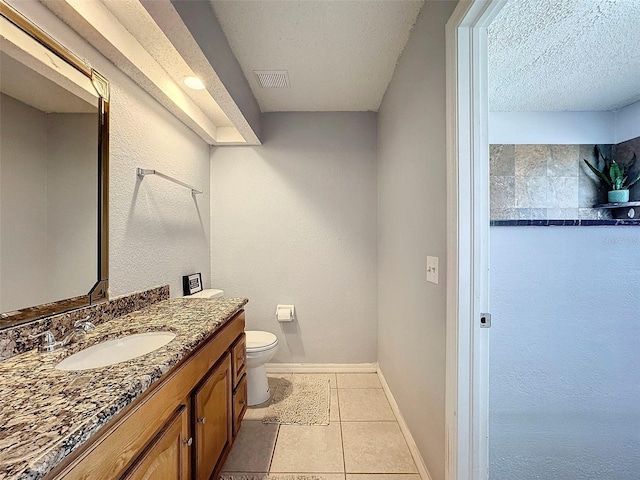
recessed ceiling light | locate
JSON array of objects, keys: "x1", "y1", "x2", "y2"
[{"x1": 184, "y1": 76, "x2": 205, "y2": 90}]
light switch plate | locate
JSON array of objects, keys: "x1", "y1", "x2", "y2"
[{"x1": 427, "y1": 256, "x2": 439, "y2": 284}]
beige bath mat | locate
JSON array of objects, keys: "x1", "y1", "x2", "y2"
[{"x1": 262, "y1": 376, "x2": 330, "y2": 426}]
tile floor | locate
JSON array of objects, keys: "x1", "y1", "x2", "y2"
[{"x1": 221, "y1": 373, "x2": 420, "y2": 480}]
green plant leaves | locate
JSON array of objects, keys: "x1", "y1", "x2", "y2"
[
  {"x1": 583, "y1": 158, "x2": 612, "y2": 188},
  {"x1": 584, "y1": 147, "x2": 639, "y2": 191}
]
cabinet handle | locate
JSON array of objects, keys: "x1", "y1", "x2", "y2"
[
  {"x1": 197, "y1": 417, "x2": 206, "y2": 424},
  {"x1": 239, "y1": 399, "x2": 245, "y2": 406},
  {"x1": 184, "y1": 437, "x2": 193, "y2": 446},
  {"x1": 238, "y1": 355, "x2": 245, "y2": 363}
]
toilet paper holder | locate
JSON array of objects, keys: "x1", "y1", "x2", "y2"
[{"x1": 275, "y1": 305, "x2": 295, "y2": 322}]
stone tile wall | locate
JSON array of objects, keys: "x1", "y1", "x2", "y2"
[{"x1": 490, "y1": 143, "x2": 615, "y2": 220}]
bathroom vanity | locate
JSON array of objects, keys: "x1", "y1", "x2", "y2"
[{"x1": 0, "y1": 297, "x2": 248, "y2": 480}]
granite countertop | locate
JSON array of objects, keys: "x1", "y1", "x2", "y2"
[{"x1": 0, "y1": 297, "x2": 248, "y2": 480}]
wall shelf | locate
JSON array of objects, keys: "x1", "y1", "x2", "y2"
[{"x1": 593, "y1": 201, "x2": 640, "y2": 219}]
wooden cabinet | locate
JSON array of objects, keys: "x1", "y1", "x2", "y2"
[
  {"x1": 121, "y1": 405, "x2": 190, "y2": 480},
  {"x1": 47, "y1": 311, "x2": 246, "y2": 480},
  {"x1": 193, "y1": 354, "x2": 232, "y2": 480}
]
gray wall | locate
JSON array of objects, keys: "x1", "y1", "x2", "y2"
[
  {"x1": 46, "y1": 113, "x2": 98, "y2": 302},
  {"x1": 0, "y1": 94, "x2": 49, "y2": 311},
  {"x1": 0, "y1": 97, "x2": 96, "y2": 311},
  {"x1": 490, "y1": 226, "x2": 640, "y2": 480},
  {"x1": 377, "y1": 2, "x2": 457, "y2": 479},
  {"x1": 210, "y1": 112, "x2": 378, "y2": 363}
]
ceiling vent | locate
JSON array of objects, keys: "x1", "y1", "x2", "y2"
[{"x1": 254, "y1": 70, "x2": 290, "y2": 88}]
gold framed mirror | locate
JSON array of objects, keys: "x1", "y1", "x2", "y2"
[{"x1": 0, "y1": 1, "x2": 109, "y2": 329}]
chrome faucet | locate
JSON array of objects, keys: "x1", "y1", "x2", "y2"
[{"x1": 29, "y1": 317, "x2": 96, "y2": 353}]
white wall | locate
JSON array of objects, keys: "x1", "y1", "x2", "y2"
[
  {"x1": 490, "y1": 226, "x2": 640, "y2": 480},
  {"x1": 489, "y1": 101, "x2": 640, "y2": 145},
  {"x1": 377, "y1": 2, "x2": 456, "y2": 479},
  {"x1": 489, "y1": 111, "x2": 616, "y2": 144},
  {"x1": 210, "y1": 112, "x2": 378, "y2": 363},
  {"x1": 9, "y1": 1, "x2": 211, "y2": 300},
  {"x1": 615, "y1": 100, "x2": 640, "y2": 144}
]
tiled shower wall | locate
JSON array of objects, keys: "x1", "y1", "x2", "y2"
[{"x1": 490, "y1": 144, "x2": 613, "y2": 220}]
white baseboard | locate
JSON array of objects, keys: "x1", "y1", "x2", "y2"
[
  {"x1": 377, "y1": 368, "x2": 433, "y2": 480},
  {"x1": 265, "y1": 362, "x2": 378, "y2": 373}
]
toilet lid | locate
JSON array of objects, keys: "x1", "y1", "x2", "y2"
[{"x1": 245, "y1": 331, "x2": 278, "y2": 352}]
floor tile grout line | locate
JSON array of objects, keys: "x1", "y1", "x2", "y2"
[{"x1": 267, "y1": 423, "x2": 280, "y2": 473}]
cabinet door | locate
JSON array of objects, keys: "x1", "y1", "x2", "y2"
[
  {"x1": 121, "y1": 405, "x2": 190, "y2": 480},
  {"x1": 193, "y1": 353, "x2": 232, "y2": 480}
]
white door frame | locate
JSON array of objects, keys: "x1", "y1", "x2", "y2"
[{"x1": 445, "y1": 1, "x2": 505, "y2": 479}]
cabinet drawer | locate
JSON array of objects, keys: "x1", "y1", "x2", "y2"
[
  {"x1": 233, "y1": 374, "x2": 247, "y2": 437},
  {"x1": 231, "y1": 333, "x2": 246, "y2": 388}
]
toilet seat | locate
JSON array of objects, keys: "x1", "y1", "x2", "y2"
[{"x1": 245, "y1": 331, "x2": 278, "y2": 353}]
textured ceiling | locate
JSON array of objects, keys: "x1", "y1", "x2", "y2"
[
  {"x1": 488, "y1": 0, "x2": 640, "y2": 112},
  {"x1": 209, "y1": 0, "x2": 423, "y2": 112}
]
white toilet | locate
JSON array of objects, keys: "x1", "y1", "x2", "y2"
[
  {"x1": 183, "y1": 289, "x2": 279, "y2": 406},
  {"x1": 186, "y1": 288, "x2": 224, "y2": 299},
  {"x1": 245, "y1": 330, "x2": 279, "y2": 406}
]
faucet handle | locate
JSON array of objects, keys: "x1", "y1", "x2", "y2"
[
  {"x1": 74, "y1": 316, "x2": 95, "y2": 332},
  {"x1": 29, "y1": 330, "x2": 59, "y2": 352}
]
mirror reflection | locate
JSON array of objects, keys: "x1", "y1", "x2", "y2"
[{"x1": 0, "y1": 10, "x2": 105, "y2": 325}]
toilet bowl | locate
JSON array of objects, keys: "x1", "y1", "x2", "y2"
[{"x1": 245, "y1": 330, "x2": 278, "y2": 406}]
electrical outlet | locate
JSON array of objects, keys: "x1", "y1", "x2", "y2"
[{"x1": 427, "y1": 256, "x2": 439, "y2": 284}]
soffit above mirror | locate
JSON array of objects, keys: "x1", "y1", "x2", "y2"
[{"x1": 40, "y1": 0, "x2": 261, "y2": 146}]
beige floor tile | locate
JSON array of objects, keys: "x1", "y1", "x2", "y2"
[
  {"x1": 270, "y1": 475, "x2": 346, "y2": 480},
  {"x1": 347, "y1": 475, "x2": 421, "y2": 480},
  {"x1": 337, "y1": 373, "x2": 381, "y2": 389},
  {"x1": 270, "y1": 423, "x2": 344, "y2": 473},
  {"x1": 292, "y1": 373, "x2": 337, "y2": 389},
  {"x1": 330, "y1": 389, "x2": 340, "y2": 422},
  {"x1": 243, "y1": 376, "x2": 287, "y2": 420},
  {"x1": 221, "y1": 421, "x2": 279, "y2": 472},
  {"x1": 339, "y1": 389, "x2": 395, "y2": 422},
  {"x1": 222, "y1": 475, "x2": 345, "y2": 480},
  {"x1": 243, "y1": 403, "x2": 270, "y2": 421},
  {"x1": 342, "y1": 422, "x2": 417, "y2": 474}
]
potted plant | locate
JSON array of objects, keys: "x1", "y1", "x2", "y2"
[{"x1": 583, "y1": 146, "x2": 640, "y2": 203}]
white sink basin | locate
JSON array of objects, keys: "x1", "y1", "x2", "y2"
[{"x1": 56, "y1": 331, "x2": 176, "y2": 371}]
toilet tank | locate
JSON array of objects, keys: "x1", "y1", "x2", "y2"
[{"x1": 185, "y1": 289, "x2": 224, "y2": 299}]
